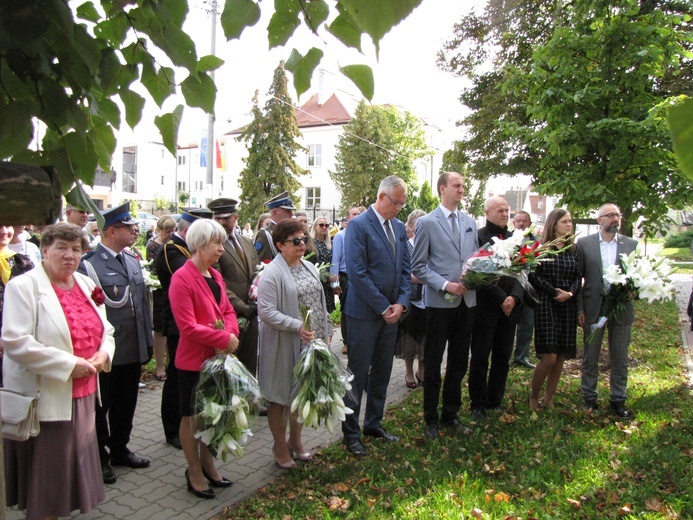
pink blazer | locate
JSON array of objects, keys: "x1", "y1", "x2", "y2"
[{"x1": 170, "y1": 260, "x2": 239, "y2": 371}]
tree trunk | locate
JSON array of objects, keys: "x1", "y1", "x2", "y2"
[{"x1": 0, "y1": 163, "x2": 62, "y2": 225}]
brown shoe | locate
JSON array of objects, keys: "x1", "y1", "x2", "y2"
[{"x1": 341, "y1": 345, "x2": 347, "y2": 354}]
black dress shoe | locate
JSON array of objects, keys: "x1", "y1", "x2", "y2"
[
  {"x1": 344, "y1": 438, "x2": 366, "y2": 456},
  {"x1": 470, "y1": 408, "x2": 486, "y2": 420},
  {"x1": 424, "y1": 423, "x2": 440, "y2": 439},
  {"x1": 102, "y1": 463, "x2": 116, "y2": 484},
  {"x1": 166, "y1": 437, "x2": 183, "y2": 450},
  {"x1": 185, "y1": 469, "x2": 215, "y2": 499},
  {"x1": 514, "y1": 359, "x2": 536, "y2": 369},
  {"x1": 611, "y1": 402, "x2": 633, "y2": 419},
  {"x1": 202, "y1": 468, "x2": 233, "y2": 488},
  {"x1": 111, "y1": 452, "x2": 151, "y2": 469},
  {"x1": 583, "y1": 400, "x2": 598, "y2": 412},
  {"x1": 363, "y1": 426, "x2": 399, "y2": 442},
  {"x1": 440, "y1": 417, "x2": 464, "y2": 430}
]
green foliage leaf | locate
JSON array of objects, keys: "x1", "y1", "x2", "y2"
[
  {"x1": 667, "y1": 97, "x2": 693, "y2": 181},
  {"x1": 220, "y1": 0, "x2": 261, "y2": 40},
  {"x1": 142, "y1": 63, "x2": 176, "y2": 108},
  {"x1": 268, "y1": 0, "x2": 301, "y2": 49},
  {"x1": 339, "y1": 64, "x2": 374, "y2": 101},
  {"x1": 88, "y1": 123, "x2": 117, "y2": 172},
  {"x1": 155, "y1": 105, "x2": 184, "y2": 157},
  {"x1": 198, "y1": 55, "x2": 225, "y2": 73},
  {"x1": 337, "y1": 0, "x2": 423, "y2": 55},
  {"x1": 285, "y1": 48, "x2": 324, "y2": 98},
  {"x1": 302, "y1": 0, "x2": 329, "y2": 32},
  {"x1": 0, "y1": 102, "x2": 34, "y2": 158},
  {"x1": 181, "y1": 72, "x2": 216, "y2": 114},
  {"x1": 76, "y1": 1, "x2": 100, "y2": 23},
  {"x1": 327, "y1": 13, "x2": 362, "y2": 52},
  {"x1": 119, "y1": 88, "x2": 145, "y2": 129}
]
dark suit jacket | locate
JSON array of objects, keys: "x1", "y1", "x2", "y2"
[
  {"x1": 477, "y1": 222, "x2": 524, "y2": 324},
  {"x1": 214, "y1": 234, "x2": 259, "y2": 319},
  {"x1": 576, "y1": 232, "x2": 638, "y2": 325},
  {"x1": 80, "y1": 244, "x2": 153, "y2": 365},
  {"x1": 253, "y1": 222, "x2": 276, "y2": 262},
  {"x1": 153, "y1": 234, "x2": 191, "y2": 337},
  {"x1": 344, "y1": 206, "x2": 411, "y2": 320}
]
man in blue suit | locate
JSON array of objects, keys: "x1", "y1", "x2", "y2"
[
  {"x1": 342, "y1": 176, "x2": 411, "y2": 456},
  {"x1": 412, "y1": 172, "x2": 478, "y2": 439}
]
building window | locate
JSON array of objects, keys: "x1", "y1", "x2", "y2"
[
  {"x1": 93, "y1": 167, "x2": 111, "y2": 187},
  {"x1": 306, "y1": 187, "x2": 321, "y2": 208},
  {"x1": 178, "y1": 181, "x2": 186, "y2": 192},
  {"x1": 178, "y1": 155, "x2": 186, "y2": 165},
  {"x1": 538, "y1": 200, "x2": 544, "y2": 209},
  {"x1": 122, "y1": 146, "x2": 137, "y2": 193},
  {"x1": 161, "y1": 175, "x2": 165, "y2": 185},
  {"x1": 307, "y1": 144, "x2": 322, "y2": 167}
]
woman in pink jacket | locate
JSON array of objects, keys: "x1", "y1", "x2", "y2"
[{"x1": 170, "y1": 219, "x2": 240, "y2": 500}]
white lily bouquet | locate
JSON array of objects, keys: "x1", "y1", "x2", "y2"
[
  {"x1": 237, "y1": 260, "x2": 270, "y2": 333},
  {"x1": 139, "y1": 259, "x2": 161, "y2": 289},
  {"x1": 586, "y1": 246, "x2": 675, "y2": 343},
  {"x1": 290, "y1": 307, "x2": 354, "y2": 433},
  {"x1": 193, "y1": 354, "x2": 263, "y2": 461}
]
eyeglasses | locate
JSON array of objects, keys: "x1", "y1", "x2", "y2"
[
  {"x1": 385, "y1": 193, "x2": 407, "y2": 209},
  {"x1": 284, "y1": 236, "x2": 309, "y2": 246},
  {"x1": 599, "y1": 213, "x2": 621, "y2": 219},
  {"x1": 317, "y1": 223, "x2": 329, "y2": 228}
]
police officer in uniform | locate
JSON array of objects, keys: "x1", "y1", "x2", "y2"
[
  {"x1": 79, "y1": 202, "x2": 153, "y2": 484},
  {"x1": 253, "y1": 191, "x2": 296, "y2": 261},
  {"x1": 208, "y1": 198, "x2": 260, "y2": 375},
  {"x1": 153, "y1": 207, "x2": 212, "y2": 449}
]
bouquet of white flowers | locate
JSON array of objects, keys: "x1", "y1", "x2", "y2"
[
  {"x1": 445, "y1": 228, "x2": 573, "y2": 302},
  {"x1": 586, "y1": 247, "x2": 675, "y2": 343},
  {"x1": 193, "y1": 354, "x2": 263, "y2": 461},
  {"x1": 139, "y1": 259, "x2": 161, "y2": 289},
  {"x1": 290, "y1": 307, "x2": 354, "y2": 433}
]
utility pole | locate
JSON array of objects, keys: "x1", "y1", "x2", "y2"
[{"x1": 205, "y1": 0, "x2": 217, "y2": 194}]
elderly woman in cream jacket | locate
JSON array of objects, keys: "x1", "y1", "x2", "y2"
[
  {"x1": 2, "y1": 223, "x2": 115, "y2": 520},
  {"x1": 258, "y1": 220, "x2": 331, "y2": 470}
]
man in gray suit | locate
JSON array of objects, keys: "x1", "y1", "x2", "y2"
[
  {"x1": 208, "y1": 197, "x2": 260, "y2": 375},
  {"x1": 577, "y1": 203, "x2": 637, "y2": 418},
  {"x1": 80, "y1": 202, "x2": 153, "y2": 484},
  {"x1": 412, "y1": 172, "x2": 478, "y2": 439},
  {"x1": 342, "y1": 176, "x2": 411, "y2": 456}
]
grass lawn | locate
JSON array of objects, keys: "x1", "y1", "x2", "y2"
[{"x1": 225, "y1": 299, "x2": 693, "y2": 519}]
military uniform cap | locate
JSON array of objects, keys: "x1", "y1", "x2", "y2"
[
  {"x1": 207, "y1": 198, "x2": 238, "y2": 218},
  {"x1": 180, "y1": 207, "x2": 213, "y2": 223},
  {"x1": 102, "y1": 202, "x2": 140, "y2": 228},
  {"x1": 265, "y1": 191, "x2": 296, "y2": 210}
]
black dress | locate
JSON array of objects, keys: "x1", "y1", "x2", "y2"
[{"x1": 529, "y1": 249, "x2": 581, "y2": 358}]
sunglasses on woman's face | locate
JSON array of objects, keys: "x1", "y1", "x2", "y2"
[
  {"x1": 284, "y1": 236, "x2": 309, "y2": 246},
  {"x1": 317, "y1": 223, "x2": 329, "y2": 228}
]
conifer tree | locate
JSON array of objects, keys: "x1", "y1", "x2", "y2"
[{"x1": 237, "y1": 62, "x2": 307, "y2": 224}]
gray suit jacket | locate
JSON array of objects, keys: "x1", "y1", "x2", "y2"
[
  {"x1": 79, "y1": 244, "x2": 153, "y2": 365},
  {"x1": 412, "y1": 206, "x2": 478, "y2": 308},
  {"x1": 576, "y1": 232, "x2": 638, "y2": 325}
]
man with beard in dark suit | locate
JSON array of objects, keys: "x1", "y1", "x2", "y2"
[
  {"x1": 208, "y1": 197, "x2": 260, "y2": 375},
  {"x1": 253, "y1": 191, "x2": 296, "y2": 261},
  {"x1": 153, "y1": 207, "x2": 212, "y2": 451},
  {"x1": 468, "y1": 196, "x2": 525, "y2": 420},
  {"x1": 79, "y1": 202, "x2": 153, "y2": 484}
]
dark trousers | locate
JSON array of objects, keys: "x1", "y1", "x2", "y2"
[
  {"x1": 161, "y1": 335, "x2": 181, "y2": 441},
  {"x1": 513, "y1": 305, "x2": 534, "y2": 363},
  {"x1": 469, "y1": 306, "x2": 517, "y2": 410},
  {"x1": 423, "y1": 302, "x2": 474, "y2": 424},
  {"x1": 236, "y1": 317, "x2": 259, "y2": 377},
  {"x1": 342, "y1": 315, "x2": 398, "y2": 439},
  {"x1": 338, "y1": 272, "x2": 349, "y2": 346},
  {"x1": 96, "y1": 362, "x2": 141, "y2": 463}
]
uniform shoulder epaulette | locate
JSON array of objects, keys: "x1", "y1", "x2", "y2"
[
  {"x1": 123, "y1": 249, "x2": 138, "y2": 259},
  {"x1": 82, "y1": 250, "x2": 96, "y2": 260}
]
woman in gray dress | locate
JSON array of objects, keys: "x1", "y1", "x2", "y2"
[{"x1": 257, "y1": 220, "x2": 330, "y2": 469}]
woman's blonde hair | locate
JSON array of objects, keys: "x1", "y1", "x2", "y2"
[{"x1": 310, "y1": 217, "x2": 332, "y2": 250}]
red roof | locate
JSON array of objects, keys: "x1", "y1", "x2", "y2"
[
  {"x1": 225, "y1": 93, "x2": 352, "y2": 135},
  {"x1": 295, "y1": 94, "x2": 352, "y2": 128}
]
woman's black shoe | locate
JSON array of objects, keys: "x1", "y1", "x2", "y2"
[
  {"x1": 185, "y1": 469, "x2": 215, "y2": 499},
  {"x1": 202, "y1": 467, "x2": 233, "y2": 488}
]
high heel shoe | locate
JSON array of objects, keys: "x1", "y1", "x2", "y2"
[
  {"x1": 405, "y1": 376, "x2": 418, "y2": 389},
  {"x1": 185, "y1": 469, "x2": 215, "y2": 499},
  {"x1": 416, "y1": 375, "x2": 424, "y2": 387},
  {"x1": 287, "y1": 442, "x2": 313, "y2": 461},
  {"x1": 272, "y1": 447, "x2": 297, "y2": 469},
  {"x1": 202, "y1": 467, "x2": 233, "y2": 488}
]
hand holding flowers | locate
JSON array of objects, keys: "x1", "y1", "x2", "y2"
[{"x1": 586, "y1": 247, "x2": 675, "y2": 343}]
